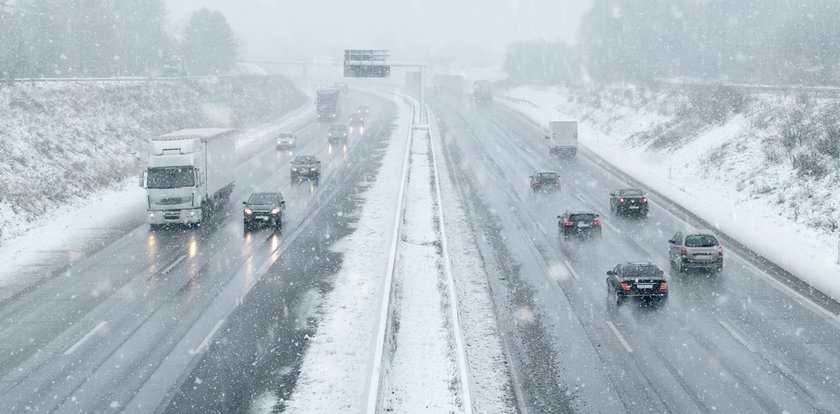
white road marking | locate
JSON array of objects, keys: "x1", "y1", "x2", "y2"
[
  {"x1": 189, "y1": 319, "x2": 225, "y2": 356},
  {"x1": 64, "y1": 321, "x2": 107, "y2": 355},
  {"x1": 718, "y1": 320, "x2": 756, "y2": 353},
  {"x1": 605, "y1": 321, "x2": 634, "y2": 353},
  {"x1": 159, "y1": 254, "x2": 187, "y2": 275},
  {"x1": 563, "y1": 260, "x2": 581, "y2": 280}
]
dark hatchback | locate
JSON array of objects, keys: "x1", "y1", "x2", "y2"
[
  {"x1": 530, "y1": 171, "x2": 561, "y2": 192},
  {"x1": 243, "y1": 192, "x2": 285, "y2": 230},
  {"x1": 610, "y1": 188, "x2": 649, "y2": 217},
  {"x1": 558, "y1": 211, "x2": 602, "y2": 239},
  {"x1": 606, "y1": 262, "x2": 669, "y2": 307}
]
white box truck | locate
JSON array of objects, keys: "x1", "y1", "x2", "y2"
[
  {"x1": 140, "y1": 128, "x2": 236, "y2": 226},
  {"x1": 547, "y1": 120, "x2": 578, "y2": 157}
]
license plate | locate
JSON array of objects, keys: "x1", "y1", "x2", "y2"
[
  {"x1": 629, "y1": 205, "x2": 640, "y2": 209},
  {"x1": 578, "y1": 222, "x2": 590, "y2": 227},
  {"x1": 636, "y1": 284, "x2": 653, "y2": 289}
]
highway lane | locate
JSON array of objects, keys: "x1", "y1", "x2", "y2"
[
  {"x1": 0, "y1": 90, "x2": 392, "y2": 412},
  {"x1": 432, "y1": 97, "x2": 840, "y2": 413}
]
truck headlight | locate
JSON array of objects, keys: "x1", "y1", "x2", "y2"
[
  {"x1": 244, "y1": 208, "x2": 253, "y2": 215},
  {"x1": 271, "y1": 207, "x2": 280, "y2": 215}
]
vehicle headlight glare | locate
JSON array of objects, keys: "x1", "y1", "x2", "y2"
[
  {"x1": 244, "y1": 208, "x2": 253, "y2": 215},
  {"x1": 271, "y1": 207, "x2": 280, "y2": 215}
]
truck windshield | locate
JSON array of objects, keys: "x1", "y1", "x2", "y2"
[{"x1": 147, "y1": 166, "x2": 195, "y2": 189}]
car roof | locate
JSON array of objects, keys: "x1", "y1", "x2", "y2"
[
  {"x1": 535, "y1": 171, "x2": 557, "y2": 174},
  {"x1": 331, "y1": 124, "x2": 346, "y2": 128},
  {"x1": 278, "y1": 131, "x2": 294, "y2": 136},
  {"x1": 565, "y1": 211, "x2": 598, "y2": 216},
  {"x1": 617, "y1": 188, "x2": 645, "y2": 194}
]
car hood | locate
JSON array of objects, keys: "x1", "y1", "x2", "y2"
[{"x1": 245, "y1": 203, "x2": 279, "y2": 211}]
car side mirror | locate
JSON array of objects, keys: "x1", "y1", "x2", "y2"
[
  {"x1": 280, "y1": 200, "x2": 286, "y2": 205},
  {"x1": 544, "y1": 135, "x2": 550, "y2": 140},
  {"x1": 606, "y1": 271, "x2": 614, "y2": 276},
  {"x1": 668, "y1": 239, "x2": 675, "y2": 244},
  {"x1": 609, "y1": 192, "x2": 615, "y2": 196},
  {"x1": 242, "y1": 201, "x2": 247, "y2": 205}
]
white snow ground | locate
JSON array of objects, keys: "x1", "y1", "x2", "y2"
[
  {"x1": 0, "y1": 101, "x2": 313, "y2": 304},
  {"x1": 501, "y1": 86, "x2": 840, "y2": 301}
]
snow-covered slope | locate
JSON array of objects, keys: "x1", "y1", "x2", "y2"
[
  {"x1": 502, "y1": 84, "x2": 840, "y2": 301},
  {"x1": 0, "y1": 77, "x2": 305, "y2": 242}
]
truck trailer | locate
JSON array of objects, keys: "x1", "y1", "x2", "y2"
[
  {"x1": 547, "y1": 120, "x2": 578, "y2": 157},
  {"x1": 141, "y1": 128, "x2": 236, "y2": 227},
  {"x1": 316, "y1": 89, "x2": 339, "y2": 122}
]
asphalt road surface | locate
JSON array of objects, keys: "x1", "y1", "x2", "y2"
[
  {"x1": 0, "y1": 90, "x2": 396, "y2": 413},
  {"x1": 431, "y1": 95, "x2": 840, "y2": 413}
]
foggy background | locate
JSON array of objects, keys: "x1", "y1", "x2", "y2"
[{"x1": 165, "y1": 0, "x2": 591, "y2": 64}]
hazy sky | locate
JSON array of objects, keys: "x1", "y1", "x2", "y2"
[{"x1": 166, "y1": 0, "x2": 591, "y2": 65}]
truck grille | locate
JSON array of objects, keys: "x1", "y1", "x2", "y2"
[{"x1": 158, "y1": 197, "x2": 189, "y2": 205}]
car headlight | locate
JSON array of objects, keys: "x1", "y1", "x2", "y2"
[
  {"x1": 311, "y1": 168, "x2": 318, "y2": 171},
  {"x1": 149, "y1": 212, "x2": 155, "y2": 218},
  {"x1": 189, "y1": 211, "x2": 196, "y2": 216},
  {"x1": 244, "y1": 207, "x2": 253, "y2": 215},
  {"x1": 271, "y1": 207, "x2": 280, "y2": 215},
  {"x1": 292, "y1": 168, "x2": 298, "y2": 171}
]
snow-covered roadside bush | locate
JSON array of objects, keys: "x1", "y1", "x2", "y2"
[
  {"x1": 522, "y1": 83, "x2": 840, "y2": 237},
  {"x1": 0, "y1": 76, "x2": 305, "y2": 239}
]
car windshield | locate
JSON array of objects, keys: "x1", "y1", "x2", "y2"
[
  {"x1": 619, "y1": 189, "x2": 644, "y2": 196},
  {"x1": 537, "y1": 172, "x2": 557, "y2": 179},
  {"x1": 621, "y1": 265, "x2": 662, "y2": 277},
  {"x1": 294, "y1": 156, "x2": 316, "y2": 164},
  {"x1": 330, "y1": 125, "x2": 346, "y2": 132},
  {"x1": 278, "y1": 133, "x2": 294, "y2": 139},
  {"x1": 569, "y1": 214, "x2": 596, "y2": 221},
  {"x1": 247, "y1": 194, "x2": 278, "y2": 204},
  {"x1": 146, "y1": 166, "x2": 195, "y2": 189},
  {"x1": 685, "y1": 234, "x2": 719, "y2": 247}
]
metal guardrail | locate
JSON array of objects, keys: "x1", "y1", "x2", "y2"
[{"x1": 0, "y1": 73, "x2": 282, "y2": 84}]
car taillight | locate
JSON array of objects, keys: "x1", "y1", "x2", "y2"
[
  {"x1": 531, "y1": 179, "x2": 538, "y2": 185},
  {"x1": 593, "y1": 219, "x2": 601, "y2": 226},
  {"x1": 642, "y1": 197, "x2": 648, "y2": 203},
  {"x1": 619, "y1": 282, "x2": 632, "y2": 291},
  {"x1": 659, "y1": 282, "x2": 668, "y2": 291},
  {"x1": 564, "y1": 220, "x2": 574, "y2": 227},
  {"x1": 718, "y1": 246, "x2": 724, "y2": 257},
  {"x1": 555, "y1": 178, "x2": 561, "y2": 185},
  {"x1": 681, "y1": 247, "x2": 687, "y2": 256},
  {"x1": 619, "y1": 197, "x2": 625, "y2": 203}
]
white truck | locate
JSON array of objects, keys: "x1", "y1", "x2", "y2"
[
  {"x1": 547, "y1": 120, "x2": 578, "y2": 157},
  {"x1": 140, "y1": 128, "x2": 236, "y2": 226}
]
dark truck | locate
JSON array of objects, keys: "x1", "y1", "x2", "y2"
[{"x1": 316, "y1": 89, "x2": 339, "y2": 122}]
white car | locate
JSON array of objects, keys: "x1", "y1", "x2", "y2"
[{"x1": 276, "y1": 132, "x2": 297, "y2": 150}]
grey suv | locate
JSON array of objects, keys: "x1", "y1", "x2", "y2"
[{"x1": 668, "y1": 231, "x2": 723, "y2": 273}]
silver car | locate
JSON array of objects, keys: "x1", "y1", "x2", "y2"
[
  {"x1": 668, "y1": 231, "x2": 723, "y2": 273},
  {"x1": 276, "y1": 132, "x2": 297, "y2": 150}
]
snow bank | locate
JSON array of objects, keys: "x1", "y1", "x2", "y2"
[
  {"x1": 501, "y1": 85, "x2": 840, "y2": 301},
  {"x1": 0, "y1": 76, "x2": 305, "y2": 242}
]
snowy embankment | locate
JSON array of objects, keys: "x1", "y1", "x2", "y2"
[
  {"x1": 502, "y1": 85, "x2": 840, "y2": 301},
  {"x1": 0, "y1": 76, "x2": 305, "y2": 243}
]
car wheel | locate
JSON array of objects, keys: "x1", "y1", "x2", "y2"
[
  {"x1": 243, "y1": 220, "x2": 251, "y2": 230},
  {"x1": 615, "y1": 293, "x2": 625, "y2": 307}
]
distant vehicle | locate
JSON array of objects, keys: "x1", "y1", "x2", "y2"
[
  {"x1": 160, "y1": 59, "x2": 188, "y2": 77},
  {"x1": 243, "y1": 192, "x2": 285, "y2": 230},
  {"x1": 334, "y1": 81, "x2": 349, "y2": 93},
  {"x1": 316, "y1": 89, "x2": 339, "y2": 122},
  {"x1": 291, "y1": 155, "x2": 321, "y2": 183},
  {"x1": 558, "y1": 211, "x2": 602, "y2": 239},
  {"x1": 547, "y1": 120, "x2": 578, "y2": 157},
  {"x1": 472, "y1": 80, "x2": 493, "y2": 104},
  {"x1": 529, "y1": 171, "x2": 561, "y2": 192},
  {"x1": 349, "y1": 112, "x2": 365, "y2": 128},
  {"x1": 357, "y1": 105, "x2": 371, "y2": 115},
  {"x1": 328, "y1": 124, "x2": 349, "y2": 144},
  {"x1": 668, "y1": 231, "x2": 723, "y2": 273},
  {"x1": 141, "y1": 128, "x2": 235, "y2": 227},
  {"x1": 606, "y1": 262, "x2": 669, "y2": 307},
  {"x1": 610, "y1": 188, "x2": 649, "y2": 217},
  {"x1": 276, "y1": 132, "x2": 297, "y2": 150}
]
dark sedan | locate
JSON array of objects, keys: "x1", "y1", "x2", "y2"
[
  {"x1": 606, "y1": 262, "x2": 669, "y2": 308},
  {"x1": 610, "y1": 188, "x2": 649, "y2": 217},
  {"x1": 558, "y1": 211, "x2": 602, "y2": 239},
  {"x1": 530, "y1": 171, "x2": 561, "y2": 192}
]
